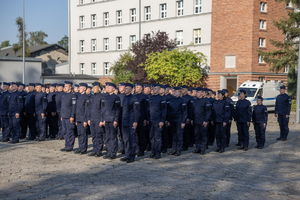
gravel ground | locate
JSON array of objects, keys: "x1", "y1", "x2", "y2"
[{"x1": 0, "y1": 113, "x2": 300, "y2": 200}]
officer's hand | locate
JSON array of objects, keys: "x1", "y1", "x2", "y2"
[
  {"x1": 41, "y1": 113, "x2": 45, "y2": 119},
  {"x1": 186, "y1": 119, "x2": 190, "y2": 124},
  {"x1": 159, "y1": 122, "x2": 164, "y2": 128},
  {"x1": 143, "y1": 120, "x2": 147, "y2": 126},
  {"x1": 223, "y1": 122, "x2": 227, "y2": 127},
  {"x1": 211, "y1": 121, "x2": 214, "y2": 125},
  {"x1": 75, "y1": 122, "x2": 77, "y2": 126},
  {"x1": 181, "y1": 123, "x2": 185, "y2": 129},
  {"x1": 61, "y1": 118, "x2": 62, "y2": 121},
  {"x1": 83, "y1": 122, "x2": 87, "y2": 127},
  {"x1": 99, "y1": 122, "x2": 103, "y2": 127},
  {"x1": 275, "y1": 114, "x2": 278, "y2": 118},
  {"x1": 203, "y1": 121, "x2": 208, "y2": 127},
  {"x1": 24, "y1": 112, "x2": 26, "y2": 116},
  {"x1": 286, "y1": 115, "x2": 289, "y2": 118},
  {"x1": 70, "y1": 117, "x2": 74, "y2": 124},
  {"x1": 34, "y1": 113, "x2": 36, "y2": 117},
  {"x1": 133, "y1": 122, "x2": 138, "y2": 129},
  {"x1": 88, "y1": 120, "x2": 90, "y2": 126},
  {"x1": 228, "y1": 120, "x2": 232, "y2": 123},
  {"x1": 264, "y1": 123, "x2": 266, "y2": 128},
  {"x1": 51, "y1": 112, "x2": 56, "y2": 116},
  {"x1": 113, "y1": 121, "x2": 118, "y2": 128},
  {"x1": 247, "y1": 122, "x2": 250, "y2": 126},
  {"x1": 103, "y1": 121, "x2": 105, "y2": 126},
  {"x1": 191, "y1": 120, "x2": 193, "y2": 125},
  {"x1": 15, "y1": 113, "x2": 20, "y2": 119},
  {"x1": 165, "y1": 121, "x2": 168, "y2": 127}
]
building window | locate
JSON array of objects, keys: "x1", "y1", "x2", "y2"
[
  {"x1": 80, "y1": 40, "x2": 84, "y2": 52},
  {"x1": 104, "y1": 62, "x2": 109, "y2": 75},
  {"x1": 195, "y1": 0, "x2": 202, "y2": 14},
  {"x1": 91, "y1": 14, "x2": 97, "y2": 27},
  {"x1": 130, "y1": 35, "x2": 136, "y2": 47},
  {"x1": 177, "y1": 1, "x2": 184, "y2": 16},
  {"x1": 260, "y1": 2, "x2": 267, "y2": 12},
  {"x1": 286, "y1": 2, "x2": 293, "y2": 7},
  {"x1": 225, "y1": 55, "x2": 236, "y2": 68},
  {"x1": 80, "y1": 0, "x2": 84, "y2": 5},
  {"x1": 145, "y1": 6, "x2": 151, "y2": 21},
  {"x1": 104, "y1": 12, "x2": 109, "y2": 26},
  {"x1": 92, "y1": 63, "x2": 96, "y2": 75},
  {"x1": 92, "y1": 39, "x2": 96, "y2": 52},
  {"x1": 80, "y1": 16, "x2": 85, "y2": 29},
  {"x1": 104, "y1": 38, "x2": 109, "y2": 51},
  {"x1": 117, "y1": 37, "x2": 122, "y2": 50},
  {"x1": 194, "y1": 29, "x2": 201, "y2": 44},
  {"x1": 176, "y1": 30, "x2": 183, "y2": 46},
  {"x1": 80, "y1": 63, "x2": 85, "y2": 74},
  {"x1": 131, "y1": 8, "x2": 136, "y2": 22},
  {"x1": 284, "y1": 66, "x2": 289, "y2": 73},
  {"x1": 259, "y1": 20, "x2": 266, "y2": 29},
  {"x1": 258, "y1": 55, "x2": 264, "y2": 63},
  {"x1": 161, "y1": 4, "x2": 167, "y2": 19},
  {"x1": 259, "y1": 38, "x2": 265, "y2": 47},
  {"x1": 117, "y1": 10, "x2": 122, "y2": 24}
]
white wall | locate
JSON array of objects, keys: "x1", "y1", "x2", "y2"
[{"x1": 70, "y1": 0, "x2": 212, "y2": 76}]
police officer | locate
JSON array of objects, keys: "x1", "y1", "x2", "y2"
[
  {"x1": 275, "y1": 85, "x2": 291, "y2": 141},
  {"x1": 147, "y1": 84, "x2": 167, "y2": 159},
  {"x1": 18, "y1": 83, "x2": 27, "y2": 139},
  {"x1": 180, "y1": 85, "x2": 192, "y2": 151},
  {"x1": 120, "y1": 83, "x2": 140, "y2": 163},
  {"x1": 102, "y1": 82, "x2": 121, "y2": 160},
  {"x1": 0, "y1": 82, "x2": 11, "y2": 142},
  {"x1": 117, "y1": 82, "x2": 126, "y2": 154},
  {"x1": 24, "y1": 83, "x2": 37, "y2": 140},
  {"x1": 8, "y1": 82, "x2": 24, "y2": 144},
  {"x1": 134, "y1": 82, "x2": 148, "y2": 157},
  {"x1": 86, "y1": 86, "x2": 92, "y2": 97},
  {"x1": 167, "y1": 87, "x2": 187, "y2": 156},
  {"x1": 234, "y1": 89, "x2": 252, "y2": 151},
  {"x1": 190, "y1": 87, "x2": 211, "y2": 154},
  {"x1": 223, "y1": 89, "x2": 234, "y2": 147},
  {"x1": 74, "y1": 83, "x2": 89, "y2": 154},
  {"x1": 143, "y1": 84, "x2": 152, "y2": 151},
  {"x1": 74, "y1": 84, "x2": 79, "y2": 94},
  {"x1": 34, "y1": 83, "x2": 47, "y2": 141},
  {"x1": 252, "y1": 96, "x2": 268, "y2": 149},
  {"x1": 60, "y1": 81, "x2": 77, "y2": 152},
  {"x1": 46, "y1": 84, "x2": 57, "y2": 139},
  {"x1": 159, "y1": 85, "x2": 170, "y2": 153},
  {"x1": 55, "y1": 83, "x2": 65, "y2": 140},
  {"x1": 88, "y1": 82, "x2": 105, "y2": 157},
  {"x1": 212, "y1": 90, "x2": 230, "y2": 153},
  {"x1": 207, "y1": 89, "x2": 216, "y2": 146}
]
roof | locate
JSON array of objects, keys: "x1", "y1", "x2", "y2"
[
  {"x1": 0, "y1": 44, "x2": 68, "y2": 57},
  {"x1": 0, "y1": 56, "x2": 42, "y2": 62},
  {"x1": 42, "y1": 73, "x2": 99, "y2": 80}
]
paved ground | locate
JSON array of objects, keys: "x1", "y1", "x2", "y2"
[{"x1": 0, "y1": 113, "x2": 300, "y2": 200}]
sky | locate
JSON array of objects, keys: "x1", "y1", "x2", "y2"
[{"x1": 0, "y1": 0, "x2": 68, "y2": 46}]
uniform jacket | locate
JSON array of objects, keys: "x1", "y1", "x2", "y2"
[
  {"x1": 122, "y1": 94, "x2": 140, "y2": 126},
  {"x1": 102, "y1": 93, "x2": 121, "y2": 123},
  {"x1": 168, "y1": 96, "x2": 187, "y2": 123},
  {"x1": 212, "y1": 99, "x2": 230, "y2": 123},
  {"x1": 191, "y1": 97, "x2": 211, "y2": 124},
  {"x1": 55, "y1": 91, "x2": 64, "y2": 114},
  {"x1": 147, "y1": 94, "x2": 167, "y2": 123},
  {"x1": 87, "y1": 92, "x2": 104, "y2": 122},
  {"x1": 252, "y1": 104, "x2": 268, "y2": 124},
  {"x1": 0, "y1": 91, "x2": 10, "y2": 115},
  {"x1": 24, "y1": 91, "x2": 36, "y2": 114},
  {"x1": 134, "y1": 92, "x2": 148, "y2": 124},
  {"x1": 76, "y1": 93, "x2": 89, "y2": 122},
  {"x1": 61, "y1": 92, "x2": 77, "y2": 119},
  {"x1": 35, "y1": 91, "x2": 47, "y2": 115},
  {"x1": 234, "y1": 98, "x2": 252, "y2": 122},
  {"x1": 8, "y1": 91, "x2": 24, "y2": 116},
  {"x1": 46, "y1": 92, "x2": 57, "y2": 113},
  {"x1": 275, "y1": 93, "x2": 291, "y2": 116}
]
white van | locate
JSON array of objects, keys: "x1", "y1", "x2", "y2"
[{"x1": 231, "y1": 80, "x2": 283, "y2": 111}]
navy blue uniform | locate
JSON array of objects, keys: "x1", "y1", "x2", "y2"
[
  {"x1": 275, "y1": 93, "x2": 291, "y2": 139},
  {"x1": 234, "y1": 98, "x2": 252, "y2": 147},
  {"x1": 225, "y1": 97, "x2": 235, "y2": 146},
  {"x1": 88, "y1": 92, "x2": 105, "y2": 153},
  {"x1": 46, "y1": 92, "x2": 57, "y2": 138},
  {"x1": 253, "y1": 104, "x2": 268, "y2": 147},
  {"x1": 134, "y1": 92, "x2": 148, "y2": 153},
  {"x1": 19, "y1": 90, "x2": 27, "y2": 139},
  {"x1": 61, "y1": 92, "x2": 77, "y2": 149},
  {"x1": 162, "y1": 95, "x2": 172, "y2": 151},
  {"x1": 182, "y1": 94, "x2": 193, "y2": 149},
  {"x1": 35, "y1": 91, "x2": 47, "y2": 140},
  {"x1": 117, "y1": 93, "x2": 126, "y2": 151},
  {"x1": 76, "y1": 93, "x2": 89, "y2": 152},
  {"x1": 148, "y1": 94, "x2": 167, "y2": 155},
  {"x1": 207, "y1": 97, "x2": 216, "y2": 145},
  {"x1": 102, "y1": 93, "x2": 121, "y2": 156},
  {"x1": 0, "y1": 90, "x2": 10, "y2": 140},
  {"x1": 55, "y1": 91, "x2": 64, "y2": 138},
  {"x1": 212, "y1": 99, "x2": 230, "y2": 150},
  {"x1": 8, "y1": 91, "x2": 24, "y2": 142},
  {"x1": 24, "y1": 91, "x2": 37, "y2": 139},
  {"x1": 121, "y1": 94, "x2": 140, "y2": 160},
  {"x1": 191, "y1": 97, "x2": 211, "y2": 152},
  {"x1": 168, "y1": 96, "x2": 187, "y2": 152}
]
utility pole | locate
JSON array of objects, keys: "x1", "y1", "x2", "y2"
[
  {"x1": 22, "y1": 0, "x2": 25, "y2": 83},
  {"x1": 139, "y1": 0, "x2": 141, "y2": 41},
  {"x1": 296, "y1": 33, "x2": 300, "y2": 124}
]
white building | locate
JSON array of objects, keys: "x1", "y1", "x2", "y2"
[{"x1": 69, "y1": 0, "x2": 212, "y2": 83}]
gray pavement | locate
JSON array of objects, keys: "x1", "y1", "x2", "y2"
[{"x1": 0, "y1": 113, "x2": 300, "y2": 200}]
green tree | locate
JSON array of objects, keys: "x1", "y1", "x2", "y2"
[
  {"x1": 145, "y1": 47, "x2": 207, "y2": 87},
  {"x1": 58, "y1": 35, "x2": 68, "y2": 49},
  {"x1": 0, "y1": 40, "x2": 11, "y2": 48},
  {"x1": 13, "y1": 17, "x2": 30, "y2": 57},
  {"x1": 257, "y1": 0, "x2": 300, "y2": 97},
  {"x1": 110, "y1": 52, "x2": 134, "y2": 84},
  {"x1": 29, "y1": 31, "x2": 48, "y2": 46}
]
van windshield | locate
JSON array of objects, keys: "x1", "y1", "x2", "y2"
[{"x1": 233, "y1": 88, "x2": 258, "y2": 97}]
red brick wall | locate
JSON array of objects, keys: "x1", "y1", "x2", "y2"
[{"x1": 98, "y1": 76, "x2": 114, "y2": 85}]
